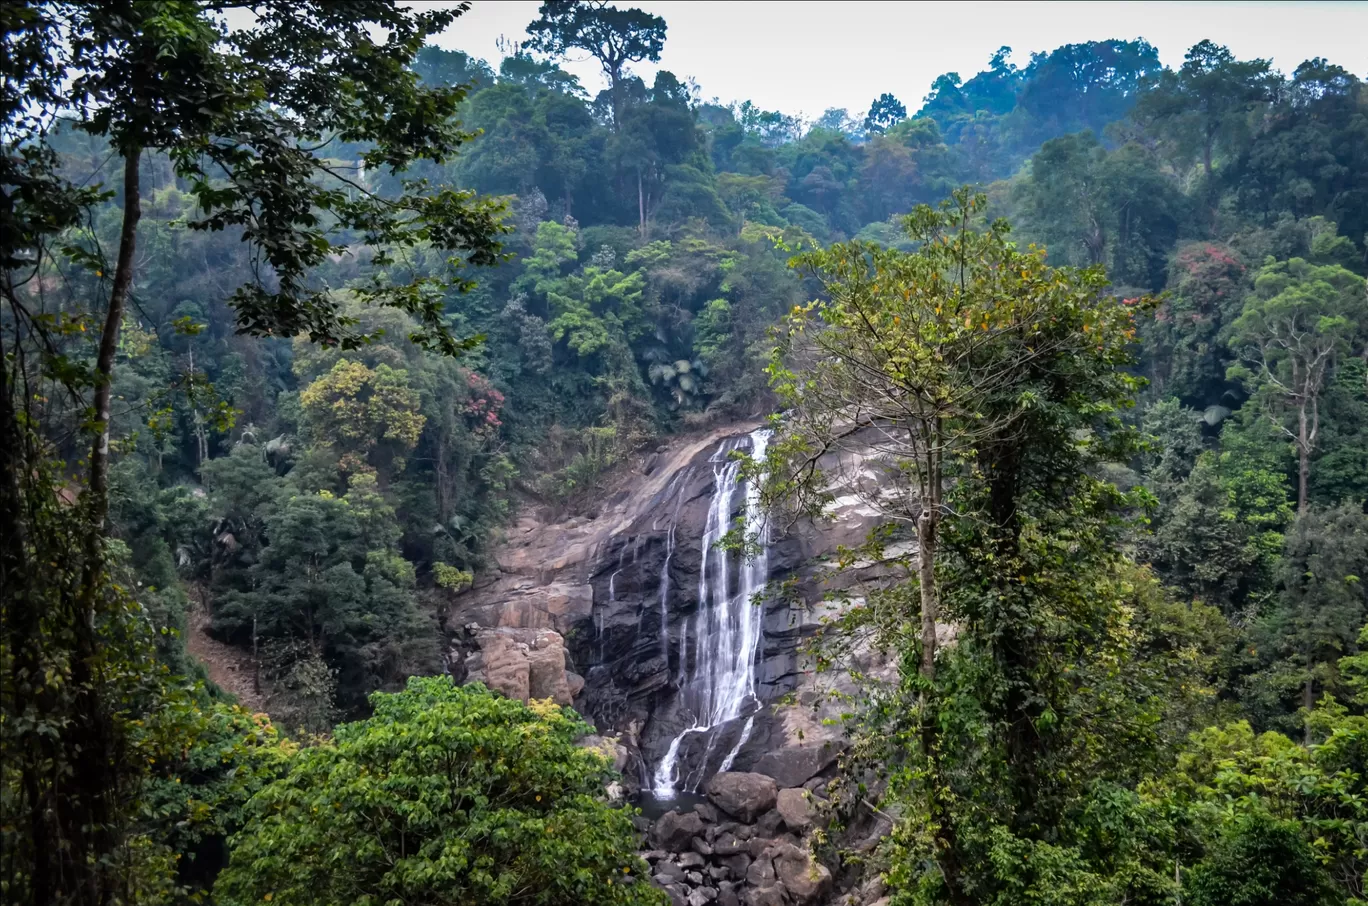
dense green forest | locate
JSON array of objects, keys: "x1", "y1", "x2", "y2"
[{"x1": 2, "y1": 1, "x2": 1366, "y2": 905}]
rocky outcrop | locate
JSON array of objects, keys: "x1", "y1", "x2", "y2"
[
  {"x1": 450, "y1": 421, "x2": 912, "y2": 903},
  {"x1": 462, "y1": 627, "x2": 582, "y2": 706}
]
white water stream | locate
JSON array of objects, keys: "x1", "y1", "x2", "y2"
[{"x1": 652, "y1": 428, "x2": 770, "y2": 798}]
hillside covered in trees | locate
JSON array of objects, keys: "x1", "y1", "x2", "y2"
[{"x1": 2, "y1": 2, "x2": 1366, "y2": 906}]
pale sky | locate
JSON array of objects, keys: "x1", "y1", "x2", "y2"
[{"x1": 427, "y1": 0, "x2": 1368, "y2": 119}]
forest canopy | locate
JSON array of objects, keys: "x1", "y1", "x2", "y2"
[{"x1": 1, "y1": 1, "x2": 1366, "y2": 905}]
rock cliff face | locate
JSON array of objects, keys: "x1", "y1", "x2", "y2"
[{"x1": 450, "y1": 421, "x2": 902, "y2": 904}]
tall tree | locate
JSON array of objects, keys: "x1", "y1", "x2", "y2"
[
  {"x1": 863, "y1": 92, "x2": 907, "y2": 134},
  {"x1": 525, "y1": 0, "x2": 667, "y2": 131},
  {"x1": 1135, "y1": 39, "x2": 1275, "y2": 179},
  {"x1": 769, "y1": 188, "x2": 1156, "y2": 902},
  {"x1": 1227, "y1": 257, "x2": 1367, "y2": 513},
  {"x1": 1, "y1": 4, "x2": 505, "y2": 902}
]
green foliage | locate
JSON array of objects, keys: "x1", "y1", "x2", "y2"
[
  {"x1": 299, "y1": 359, "x2": 427, "y2": 476},
  {"x1": 215, "y1": 677, "x2": 662, "y2": 906},
  {"x1": 6, "y1": 7, "x2": 1368, "y2": 904},
  {"x1": 1185, "y1": 813, "x2": 1332, "y2": 906}
]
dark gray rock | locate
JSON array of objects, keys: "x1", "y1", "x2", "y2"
[
  {"x1": 716, "y1": 882, "x2": 740, "y2": 906},
  {"x1": 746, "y1": 836, "x2": 774, "y2": 858},
  {"x1": 653, "y1": 810, "x2": 707, "y2": 852},
  {"x1": 754, "y1": 808, "x2": 784, "y2": 837},
  {"x1": 752, "y1": 742, "x2": 844, "y2": 789},
  {"x1": 694, "y1": 802, "x2": 720, "y2": 824},
  {"x1": 691, "y1": 837, "x2": 713, "y2": 857},
  {"x1": 679, "y1": 852, "x2": 706, "y2": 869},
  {"x1": 712, "y1": 831, "x2": 746, "y2": 855},
  {"x1": 744, "y1": 884, "x2": 786, "y2": 906},
  {"x1": 744, "y1": 853, "x2": 777, "y2": 888},
  {"x1": 686, "y1": 871, "x2": 704, "y2": 885},
  {"x1": 719, "y1": 852, "x2": 752, "y2": 878},
  {"x1": 655, "y1": 861, "x2": 687, "y2": 885},
  {"x1": 664, "y1": 884, "x2": 689, "y2": 906},
  {"x1": 705, "y1": 772, "x2": 778, "y2": 822},
  {"x1": 642, "y1": 849, "x2": 669, "y2": 863},
  {"x1": 688, "y1": 888, "x2": 717, "y2": 906}
]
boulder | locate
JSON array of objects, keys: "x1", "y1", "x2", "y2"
[
  {"x1": 770, "y1": 843, "x2": 831, "y2": 905},
  {"x1": 712, "y1": 831, "x2": 746, "y2": 856},
  {"x1": 465, "y1": 633, "x2": 528, "y2": 702},
  {"x1": 744, "y1": 849, "x2": 778, "y2": 888},
  {"x1": 663, "y1": 884, "x2": 689, "y2": 906},
  {"x1": 705, "y1": 772, "x2": 778, "y2": 822},
  {"x1": 744, "y1": 886, "x2": 786, "y2": 906},
  {"x1": 687, "y1": 888, "x2": 717, "y2": 906},
  {"x1": 525, "y1": 633, "x2": 571, "y2": 702},
  {"x1": 463, "y1": 628, "x2": 578, "y2": 705},
  {"x1": 776, "y1": 787, "x2": 815, "y2": 831},
  {"x1": 719, "y1": 852, "x2": 752, "y2": 879},
  {"x1": 653, "y1": 810, "x2": 706, "y2": 852},
  {"x1": 694, "y1": 801, "x2": 720, "y2": 823},
  {"x1": 754, "y1": 809, "x2": 784, "y2": 837},
  {"x1": 717, "y1": 883, "x2": 740, "y2": 906},
  {"x1": 752, "y1": 742, "x2": 843, "y2": 789},
  {"x1": 654, "y1": 861, "x2": 687, "y2": 885},
  {"x1": 679, "y1": 852, "x2": 706, "y2": 869}
]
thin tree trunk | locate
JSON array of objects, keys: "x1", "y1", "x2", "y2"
[
  {"x1": 637, "y1": 168, "x2": 645, "y2": 233},
  {"x1": 84, "y1": 147, "x2": 142, "y2": 553},
  {"x1": 1298, "y1": 402, "x2": 1310, "y2": 515},
  {"x1": 64, "y1": 148, "x2": 141, "y2": 906},
  {"x1": 918, "y1": 508, "x2": 939, "y2": 681},
  {"x1": 1303, "y1": 668, "x2": 1315, "y2": 745}
]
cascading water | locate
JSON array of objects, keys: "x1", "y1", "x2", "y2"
[
  {"x1": 658, "y1": 470, "x2": 692, "y2": 662},
  {"x1": 652, "y1": 428, "x2": 771, "y2": 798}
]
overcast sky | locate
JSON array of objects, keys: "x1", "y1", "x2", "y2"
[{"x1": 427, "y1": 0, "x2": 1368, "y2": 119}]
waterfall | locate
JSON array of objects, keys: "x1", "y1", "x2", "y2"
[
  {"x1": 652, "y1": 428, "x2": 771, "y2": 798},
  {"x1": 657, "y1": 469, "x2": 692, "y2": 662}
]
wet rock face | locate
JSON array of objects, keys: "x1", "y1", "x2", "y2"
[
  {"x1": 451, "y1": 422, "x2": 904, "y2": 903},
  {"x1": 452, "y1": 423, "x2": 836, "y2": 791}
]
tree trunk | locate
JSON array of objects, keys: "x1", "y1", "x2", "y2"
[
  {"x1": 609, "y1": 68, "x2": 622, "y2": 132},
  {"x1": 1298, "y1": 402, "x2": 1310, "y2": 515},
  {"x1": 1303, "y1": 668, "x2": 1315, "y2": 746},
  {"x1": 85, "y1": 147, "x2": 142, "y2": 550},
  {"x1": 637, "y1": 168, "x2": 646, "y2": 233},
  {"x1": 917, "y1": 508, "x2": 939, "y2": 681}
]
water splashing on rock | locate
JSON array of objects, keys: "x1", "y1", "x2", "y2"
[{"x1": 653, "y1": 428, "x2": 770, "y2": 798}]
